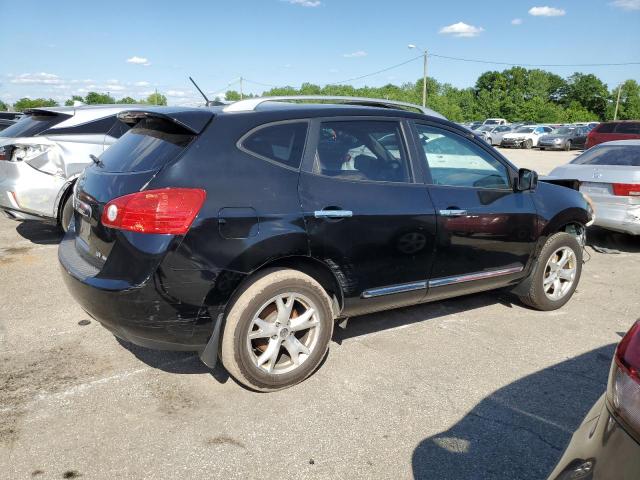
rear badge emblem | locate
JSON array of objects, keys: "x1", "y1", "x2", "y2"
[
  {"x1": 74, "y1": 198, "x2": 92, "y2": 218},
  {"x1": 592, "y1": 169, "x2": 602, "y2": 179}
]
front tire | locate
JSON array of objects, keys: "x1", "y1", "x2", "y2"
[
  {"x1": 518, "y1": 232, "x2": 582, "y2": 311},
  {"x1": 564, "y1": 140, "x2": 572, "y2": 151},
  {"x1": 524, "y1": 139, "x2": 533, "y2": 149},
  {"x1": 220, "y1": 268, "x2": 334, "y2": 391}
]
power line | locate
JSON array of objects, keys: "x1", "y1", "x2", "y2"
[
  {"x1": 428, "y1": 53, "x2": 640, "y2": 68},
  {"x1": 331, "y1": 55, "x2": 424, "y2": 85}
]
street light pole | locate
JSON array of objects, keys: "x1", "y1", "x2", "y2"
[{"x1": 408, "y1": 44, "x2": 428, "y2": 107}]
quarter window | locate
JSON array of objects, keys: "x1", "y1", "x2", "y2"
[
  {"x1": 314, "y1": 120, "x2": 411, "y2": 183},
  {"x1": 241, "y1": 122, "x2": 308, "y2": 169},
  {"x1": 415, "y1": 124, "x2": 511, "y2": 189}
]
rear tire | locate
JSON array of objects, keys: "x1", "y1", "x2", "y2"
[
  {"x1": 58, "y1": 192, "x2": 74, "y2": 233},
  {"x1": 518, "y1": 232, "x2": 582, "y2": 311},
  {"x1": 220, "y1": 268, "x2": 334, "y2": 391}
]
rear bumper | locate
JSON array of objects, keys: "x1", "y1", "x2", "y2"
[
  {"x1": 0, "y1": 160, "x2": 64, "y2": 219},
  {"x1": 592, "y1": 201, "x2": 640, "y2": 235},
  {"x1": 58, "y1": 232, "x2": 214, "y2": 350},
  {"x1": 548, "y1": 395, "x2": 640, "y2": 479}
]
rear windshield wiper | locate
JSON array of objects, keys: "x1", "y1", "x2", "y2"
[{"x1": 89, "y1": 154, "x2": 103, "y2": 168}]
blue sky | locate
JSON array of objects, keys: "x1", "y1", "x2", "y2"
[{"x1": 1, "y1": 0, "x2": 639, "y2": 105}]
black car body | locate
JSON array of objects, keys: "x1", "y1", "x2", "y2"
[
  {"x1": 0, "y1": 111, "x2": 22, "y2": 132},
  {"x1": 549, "y1": 320, "x2": 640, "y2": 479},
  {"x1": 539, "y1": 126, "x2": 589, "y2": 151},
  {"x1": 58, "y1": 97, "x2": 592, "y2": 390}
]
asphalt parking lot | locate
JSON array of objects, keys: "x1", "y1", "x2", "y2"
[{"x1": 1, "y1": 148, "x2": 639, "y2": 480}]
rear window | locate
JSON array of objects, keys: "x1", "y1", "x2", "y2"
[
  {"x1": 241, "y1": 122, "x2": 308, "y2": 169},
  {"x1": 0, "y1": 112, "x2": 70, "y2": 138},
  {"x1": 615, "y1": 122, "x2": 640, "y2": 135},
  {"x1": 98, "y1": 117, "x2": 193, "y2": 173},
  {"x1": 571, "y1": 144, "x2": 640, "y2": 166},
  {"x1": 595, "y1": 123, "x2": 616, "y2": 134}
]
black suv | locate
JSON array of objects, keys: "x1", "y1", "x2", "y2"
[{"x1": 59, "y1": 97, "x2": 592, "y2": 391}]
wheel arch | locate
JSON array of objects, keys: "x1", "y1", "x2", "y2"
[{"x1": 53, "y1": 174, "x2": 80, "y2": 224}]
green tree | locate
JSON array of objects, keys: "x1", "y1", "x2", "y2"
[
  {"x1": 0, "y1": 99, "x2": 8, "y2": 111},
  {"x1": 561, "y1": 73, "x2": 609, "y2": 120},
  {"x1": 84, "y1": 92, "x2": 115, "y2": 104},
  {"x1": 225, "y1": 90, "x2": 241, "y2": 101},
  {"x1": 117, "y1": 96, "x2": 138, "y2": 104},
  {"x1": 610, "y1": 80, "x2": 640, "y2": 120},
  {"x1": 145, "y1": 92, "x2": 167, "y2": 106},
  {"x1": 64, "y1": 95, "x2": 85, "y2": 106},
  {"x1": 13, "y1": 97, "x2": 58, "y2": 112}
]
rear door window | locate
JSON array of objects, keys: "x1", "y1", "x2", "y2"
[
  {"x1": 0, "y1": 112, "x2": 70, "y2": 138},
  {"x1": 240, "y1": 122, "x2": 308, "y2": 169},
  {"x1": 313, "y1": 120, "x2": 411, "y2": 183},
  {"x1": 98, "y1": 117, "x2": 194, "y2": 173},
  {"x1": 615, "y1": 122, "x2": 640, "y2": 134}
]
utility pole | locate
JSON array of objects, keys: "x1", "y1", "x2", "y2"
[
  {"x1": 421, "y1": 50, "x2": 428, "y2": 108},
  {"x1": 239, "y1": 77, "x2": 244, "y2": 100},
  {"x1": 614, "y1": 83, "x2": 623, "y2": 121},
  {"x1": 408, "y1": 44, "x2": 428, "y2": 107}
]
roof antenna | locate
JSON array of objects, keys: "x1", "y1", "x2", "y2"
[{"x1": 189, "y1": 76, "x2": 211, "y2": 106}]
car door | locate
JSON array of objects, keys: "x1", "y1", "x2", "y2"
[
  {"x1": 298, "y1": 117, "x2": 437, "y2": 316},
  {"x1": 412, "y1": 122, "x2": 538, "y2": 301},
  {"x1": 574, "y1": 127, "x2": 588, "y2": 148}
]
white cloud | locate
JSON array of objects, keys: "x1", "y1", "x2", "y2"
[
  {"x1": 343, "y1": 50, "x2": 367, "y2": 58},
  {"x1": 285, "y1": 0, "x2": 321, "y2": 6},
  {"x1": 439, "y1": 22, "x2": 484, "y2": 37},
  {"x1": 511, "y1": 18, "x2": 523, "y2": 25},
  {"x1": 126, "y1": 56, "x2": 151, "y2": 66},
  {"x1": 610, "y1": 0, "x2": 640, "y2": 10},
  {"x1": 10, "y1": 72, "x2": 63, "y2": 85},
  {"x1": 166, "y1": 90, "x2": 187, "y2": 97},
  {"x1": 134, "y1": 81, "x2": 150, "y2": 87},
  {"x1": 105, "y1": 84, "x2": 125, "y2": 91},
  {"x1": 528, "y1": 6, "x2": 566, "y2": 16}
]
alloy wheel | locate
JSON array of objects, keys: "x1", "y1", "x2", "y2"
[
  {"x1": 543, "y1": 246, "x2": 577, "y2": 301},
  {"x1": 246, "y1": 293, "x2": 321, "y2": 374}
]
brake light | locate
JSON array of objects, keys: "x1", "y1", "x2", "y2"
[
  {"x1": 608, "y1": 320, "x2": 640, "y2": 434},
  {"x1": 0, "y1": 146, "x2": 10, "y2": 161},
  {"x1": 101, "y1": 188, "x2": 206, "y2": 235},
  {"x1": 612, "y1": 183, "x2": 640, "y2": 196}
]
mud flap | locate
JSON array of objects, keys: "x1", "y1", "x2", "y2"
[{"x1": 199, "y1": 313, "x2": 224, "y2": 369}]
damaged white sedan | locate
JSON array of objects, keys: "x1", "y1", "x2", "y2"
[
  {"x1": 0, "y1": 104, "x2": 143, "y2": 231},
  {"x1": 548, "y1": 140, "x2": 640, "y2": 236}
]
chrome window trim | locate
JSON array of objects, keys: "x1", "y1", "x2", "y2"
[{"x1": 428, "y1": 265, "x2": 523, "y2": 288}]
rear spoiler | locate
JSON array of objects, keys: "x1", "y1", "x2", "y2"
[
  {"x1": 539, "y1": 176, "x2": 580, "y2": 191},
  {"x1": 23, "y1": 108, "x2": 68, "y2": 117},
  {"x1": 117, "y1": 108, "x2": 214, "y2": 135}
]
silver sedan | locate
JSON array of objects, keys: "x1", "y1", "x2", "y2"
[
  {"x1": 548, "y1": 140, "x2": 640, "y2": 235},
  {"x1": 476, "y1": 125, "x2": 513, "y2": 146}
]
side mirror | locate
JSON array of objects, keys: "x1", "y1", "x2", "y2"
[{"x1": 516, "y1": 168, "x2": 538, "y2": 191}]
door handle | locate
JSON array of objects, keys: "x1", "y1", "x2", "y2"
[
  {"x1": 314, "y1": 210, "x2": 353, "y2": 219},
  {"x1": 439, "y1": 209, "x2": 468, "y2": 217}
]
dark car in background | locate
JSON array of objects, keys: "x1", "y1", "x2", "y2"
[
  {"x1": 58, "y1": 96, "x2": 592, "y2": 391},
  {"x1": 0, "y1": 112, "x2": 22, "y2": 132},
  {"x1": 586, "y1": 121, "x2": 640, "y2": 149},
  {"x1": 548, "y1": 319, "x2": 640, "y2": 479},
  {"x1": 538, "y1": 125, "x2": 589, "y2": 151}
]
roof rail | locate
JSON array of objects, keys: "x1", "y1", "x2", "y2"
[{"x1": 222, "y1": 95, "x2": 446, "y2": 119}]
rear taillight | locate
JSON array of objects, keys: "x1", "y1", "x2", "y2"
[
  {"x1": 101, "y1": 188, "x2": 206, "y2": 235},
  {"x1": 0, "y1": 146, "x2": 10, "y2": 161},
  {"x1": 612, "y1": 183, "x2": 640, "y2": 197},
  {"x1": 608, "y1": 320, "x2": 640, "y2": 434}
]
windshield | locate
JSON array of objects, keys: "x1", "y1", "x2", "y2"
[
  {"x1": 515, "y1": 127, "x2": 534, "y2": 134},
  {"x1": 477, "y1": 126, "x2": 493, "y2": 132},
  {"x1": 0, "y1": 112, "x2": 70, "y2": 138},
  {"x1": 552, "y1": 127, "x2": 576, "y2": 135},
  {"x1": 571, "y1": 144, "x2": 640, "y2": 166},
  {"x1": 484, "y1": 120, "x2": 499, "y2": 125}
]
